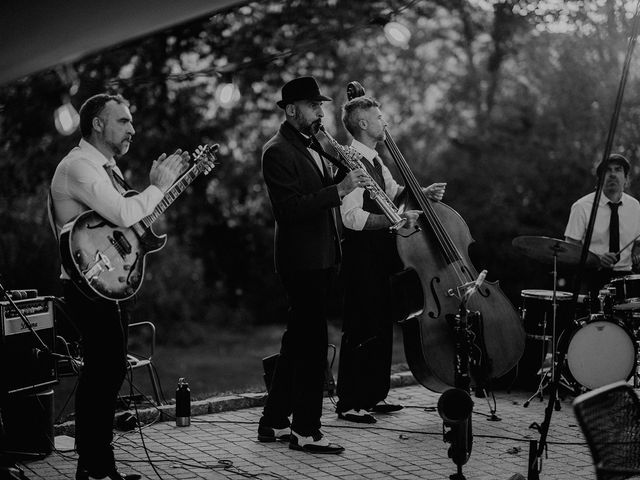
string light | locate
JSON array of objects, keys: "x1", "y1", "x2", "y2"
[
  {"x1": 51, "y1": 0, "x2": 419, "y2": 127},
  {"x1": 383, "y1": 21, "x2": 411, "y2": 48},
  {"x1": 54, "y1": 99, "x2": 80, "y2": 135},
  {"x1": 215, "y1": 81, "x2": 241, "y2": 108}
]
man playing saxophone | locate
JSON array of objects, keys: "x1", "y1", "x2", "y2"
[{"x1": 335, "y1": 96, "x2": 446, "y2": 423}]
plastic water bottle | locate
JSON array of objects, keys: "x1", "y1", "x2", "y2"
[{"x1": 175, "y1": 378, "x2": 191, "y2": 427}]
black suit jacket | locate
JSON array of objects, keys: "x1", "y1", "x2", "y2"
[{"x1": 262, "y1": 121, "x2": 342, "y2": 273}]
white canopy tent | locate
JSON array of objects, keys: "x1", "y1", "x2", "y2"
[{"x1": 0, "y1": 0, "x2": 246, "y2": 85}]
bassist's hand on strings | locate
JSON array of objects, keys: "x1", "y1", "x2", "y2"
[
  {"x1": 424, "y1": 182, "x2": 447, "y2": 202},
  {"x1": 399, "y1": 210, "x2": 422, "y2": 231},
  {"x1": 150, "y1": 149, "x2": 190, "y2": 193}
]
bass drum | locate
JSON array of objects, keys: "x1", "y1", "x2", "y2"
[{"x1": 566, "y1": 314, "x2": 636, "y2": 390}]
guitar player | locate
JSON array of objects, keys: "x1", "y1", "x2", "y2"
[{"x1": 49, "y1": 93, "x2": 188, "y2": 480}]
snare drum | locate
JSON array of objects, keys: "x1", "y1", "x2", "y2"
[
  {"x1": 565, "y1": 314, "x2": 636, "y2": 390},
  {"x1": 611, "y1": 274, "x2": 640, "y2": 311},
  {"x1": 520, "y1": 289, "x2": 577, "y2": 338}
]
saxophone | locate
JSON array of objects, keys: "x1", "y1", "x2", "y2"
[{"x1": 319, "y1": 124, "x2": 406, "y2": 231}]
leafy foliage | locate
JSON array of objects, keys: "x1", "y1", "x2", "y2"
[{"x1": 2, "y1": 0, "x2": 640, "y2": 341}]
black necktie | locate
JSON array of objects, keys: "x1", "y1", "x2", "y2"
[
  {"x1": 372, "y1": 156, "x2": 383, "y2": 178},
  {"x1": 104, "y1": 163, "x2": 127, "y2": 194},
  {"x1": 608, "y1": 201, "x2": 620, "y2": 253}
]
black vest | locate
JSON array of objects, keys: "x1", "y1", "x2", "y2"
[{"x1": 343, "y1": 156, "x2": 396, "y2": 262}]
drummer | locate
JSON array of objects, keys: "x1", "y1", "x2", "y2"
[{"x1": 564, "y1": 153, "x2": 640, "y2": 296}]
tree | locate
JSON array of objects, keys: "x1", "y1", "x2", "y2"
[{"x1": 2, "y1": 0, "x2": 640, "y2": 340}]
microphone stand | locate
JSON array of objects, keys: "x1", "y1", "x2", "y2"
[
  {"x1": 527, "y1": 3, "x2": 640, "y2": 478},
  {"x1": 439, "y1": 271, "x2": 487, "y2": 480}
]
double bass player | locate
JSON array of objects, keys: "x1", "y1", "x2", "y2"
[{"x1": 335, "y1": 95, "x2": 446, "y2": 423}]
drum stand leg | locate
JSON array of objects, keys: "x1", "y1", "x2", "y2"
[
  {"x1": 524, "y1": 331, "x2": 552, "y2": 407},
  {"x1": 635, "y1": 338, "x2": 640, "y2": 388},
  {"x1": 524, "y1": 253, "x2": 577, "y2": 409}
]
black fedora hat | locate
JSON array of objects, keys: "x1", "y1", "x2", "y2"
[{"x1": 276, "y1": 76, "x2": 332, "y2": 109}]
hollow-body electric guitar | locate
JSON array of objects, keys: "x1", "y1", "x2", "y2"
[{"x1": 59, "y1": 144, "x2": 218, "y2": 301}]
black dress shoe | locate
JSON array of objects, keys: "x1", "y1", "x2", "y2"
[
  {"x1": 337, "y1": 409, "x2": 376, "y2": 424},
  {"x1": 367, "y1": 401, "x2": 404, "y2": 414},
  {"x1": 289, "y1": 430, "x2": 344, "y2": 454},
  {"x1": 76, "y1": 466, "x2": 142, "y2": 480},
  {"x1": 257, "y1": 424, "x2": 291, "y2": 442}
]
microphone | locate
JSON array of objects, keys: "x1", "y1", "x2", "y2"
[{"x1": 466, "y1": 270, "x2": 487, "y2": 299}]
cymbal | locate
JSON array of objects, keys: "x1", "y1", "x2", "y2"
[{"x1": 512, "y1": 236, "x2": 600, "y2": 268}]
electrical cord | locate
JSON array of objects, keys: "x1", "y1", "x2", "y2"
[{"x1": 113, "y1": 367, "x2": 288, "y2": 480}]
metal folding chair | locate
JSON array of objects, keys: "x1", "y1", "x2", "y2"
[
  {"x1": 573, "y1": 381, "x2": 640, "y2": 480},
  {"x1": 124, "y1": 321, "x2": 163, "y2": 405},
  {"x1": 53, "y1": 298, "x2": 164, "y2": 405}
]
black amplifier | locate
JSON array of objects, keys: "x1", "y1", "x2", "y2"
[{"x1": 0, "y1": 296, "x2": 58, "y2": 394}]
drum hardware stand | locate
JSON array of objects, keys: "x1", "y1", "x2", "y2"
[
  {"x1": 523, "y1": 248, "x2": 573, "y2": 410},
  {"x1": 528, "y1": 4, "x2": 640, "y2": 477},
  {"x1": 634, "y1": 336, "x2": 640, "y2": 388}
]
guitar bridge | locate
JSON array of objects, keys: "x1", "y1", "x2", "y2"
[{"x1": 84, "y1": 251, "x2": 114, "y2": 280}]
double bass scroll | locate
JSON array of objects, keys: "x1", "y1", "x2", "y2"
[{"x1": 346, "y1": 81, "x2": 525, "y2": 392}]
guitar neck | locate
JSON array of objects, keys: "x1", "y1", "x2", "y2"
[{"x1": 140, "y1": 162, "x2": 205, "y2": 228}]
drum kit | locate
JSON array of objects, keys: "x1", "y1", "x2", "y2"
[{"x1": 512, "y1": 236, "x2": 640, "y2": 401}]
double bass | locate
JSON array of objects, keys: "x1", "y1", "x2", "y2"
[{"x1": 347, "y1": 82, "x2": 525, "y2": 392}]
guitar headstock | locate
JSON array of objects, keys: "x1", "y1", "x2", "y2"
[{"x1": 193, "y1": 144, "x2": 220, "y2": 175}]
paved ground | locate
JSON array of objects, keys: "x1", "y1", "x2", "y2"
[{"x1": 16, "y1": 379, "x2": 602, "y2": 480}]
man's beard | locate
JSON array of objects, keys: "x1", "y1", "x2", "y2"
[
  {"x1": 110, "y1": 139, "x2": 130, "y2": 156},
  {"x1": 294, "y1": 111, "x2": 320, "y2": 135}
]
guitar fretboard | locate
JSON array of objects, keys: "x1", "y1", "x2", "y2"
[{"x1": 139, "y1": 150, "x2": 210, "y2": 229}]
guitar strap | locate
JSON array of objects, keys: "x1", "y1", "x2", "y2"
[
  {"x1": 47, "y1": 188, "x2": 60, "y2": 244},
  {"x1": 104, "y1": 164, "x2": 131, "y2": 194}
]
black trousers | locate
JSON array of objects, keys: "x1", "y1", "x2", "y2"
[
  {"x1": 62, "y1": 281, "x2": 130, "y2": 476},
  {"x1": 336, "y1": 236, "x2": 397, "y2": 413},
  {"x1": 260, "y1": 268, "x2": 333, "y2": 436}
]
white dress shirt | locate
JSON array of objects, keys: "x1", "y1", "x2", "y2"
[
  {"x1": 51, "y1": 138, "x2": 164, "y2": 277},
  {"x1": 564, "y1": 191, "x2": 640, "y2": 271},
  {"x1": 340, "y1": 139, "x2": 401, "y2": 231}
]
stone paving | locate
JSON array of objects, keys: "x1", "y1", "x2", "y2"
[{"x1": 17, "y1": 379, "x2": 603, "y2": 480}]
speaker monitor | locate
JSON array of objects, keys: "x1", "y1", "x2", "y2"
[
  {"x1": 0, "y1": 296, "x2": 58, "y2": 395},
  {"x1": 1, "y1": 388, "x2": 54, "y2": 457}
]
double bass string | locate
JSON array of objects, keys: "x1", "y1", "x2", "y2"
[
  {"x1": 384, "y1": 132, "x2": 463, "y2": 270},
  {"x1": 383, "y1": 129, "x2": 472, "y2": 286}
]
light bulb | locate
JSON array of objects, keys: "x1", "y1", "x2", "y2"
[
  {"x1": 215, "y1": 82, "x2": 241, "y2": 108},
  {"x1": 54, "y1": 102, "x2": 80, "y2": 135},
  {"x1": 384, "y1": 21, "x2": 411, "y2": 48}
]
